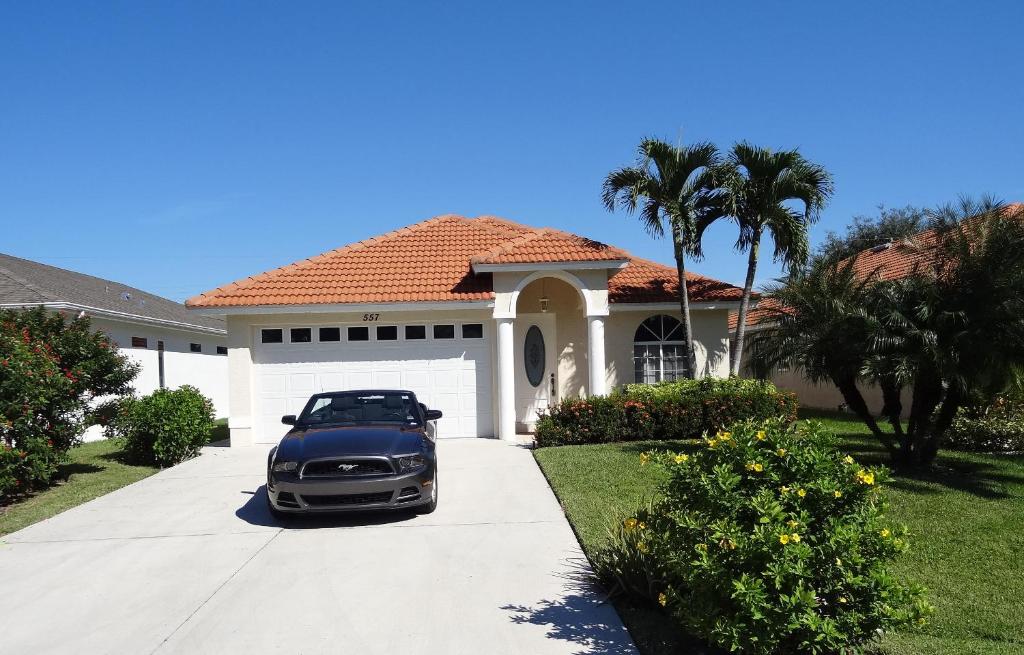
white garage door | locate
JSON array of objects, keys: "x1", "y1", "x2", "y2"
[{"x1": 252, "y1": 322, "x2": 493, "y2": 443}]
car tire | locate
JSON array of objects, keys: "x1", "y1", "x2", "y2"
[{"x1": 416, "y1": 474, "x2": 438, "y2": 514}]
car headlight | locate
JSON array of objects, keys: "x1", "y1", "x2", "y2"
[
  {"x1": 272, "y1": 461, "x2": 298, "y2": 473},
  {"x1": 396, "y1": 455, "x2": 426, "y2": 472}
]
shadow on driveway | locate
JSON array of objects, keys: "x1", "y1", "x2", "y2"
[
  {"x1": 236, "y1": 484, "x2": 419, "y2": 529},
  {"x1": 501, "y1": 560, "x2": 639, "y2": 655}
]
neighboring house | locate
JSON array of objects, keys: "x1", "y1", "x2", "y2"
[
  {"x1": 186, "y1": 214, "x2": 744, "y2": 445},
  {"x1": 0, "y1": 253, "x2": 229, "y2": 438}
]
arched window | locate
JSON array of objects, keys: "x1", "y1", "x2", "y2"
[{"x1": 633, "y1": 315, "x2": 688, "y2": 383}]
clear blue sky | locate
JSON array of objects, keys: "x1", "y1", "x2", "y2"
[{"x1": 2, "y1": 1, "x2": 1022, "y2": 302}]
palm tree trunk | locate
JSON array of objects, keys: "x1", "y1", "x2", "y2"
[
  {"x1": 672, "y1": 225, "x2": 698, "y2": 378},
  {"x1": 730, "y1": 232, "x2": 760, "y2": 375},
  {"x1": 832, "y1": 373, "x2": 898, "y2": 455}
]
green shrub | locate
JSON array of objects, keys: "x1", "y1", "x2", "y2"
[
  {"x1": 1, "y1": 307, "x2": 137, "y2": 499},
  {"x1": 593, "y1": 419, "x2": 931, "y2": 655},
  {"x1": 946, "y1": 396, "x2": 1024, "y2": 452},
  {"x1": 107, "y1": 386, "x2": 215, "y2": 467},
  {"x1": 534, "y1": 378, "x2": 797, "y2": 447}
]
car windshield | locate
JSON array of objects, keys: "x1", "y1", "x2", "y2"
[{"x1": 298, "y1": 391, "x2": 422, "y2": 427}]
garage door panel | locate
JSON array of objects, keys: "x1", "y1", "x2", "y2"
[{"x1": 253, "y1": 330, "x2": 492, "y2": 442}]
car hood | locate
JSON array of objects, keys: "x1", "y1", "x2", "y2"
[{"x1": 276, "y1": 425, "x2": 427, "y2": 462}]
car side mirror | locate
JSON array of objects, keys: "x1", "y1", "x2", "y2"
[
  {"x1": 281, "y1": 415, "x2": 297, "y2": 426},
  {"x1": 424, "y1": 409, "x2": 442, "y2": 421}
]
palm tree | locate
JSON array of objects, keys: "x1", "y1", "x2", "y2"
[
  {"x1": 602, "y1": 138, "x2": 723, "y2": 378},
  {"x1": 712, "y1": 143, "x2": 833, "y2": 375},
  {"x1": 746, "y1": 259, "x2": 897, "y2": 455}
]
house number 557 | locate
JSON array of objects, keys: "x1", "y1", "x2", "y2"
[{"x1": 362, "y1": 313, "x2": 380, "y2": 322}]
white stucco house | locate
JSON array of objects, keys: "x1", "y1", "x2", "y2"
[
  {"x1": 0, "y1": 253, "x2": 229, "y2": 438},
  {"x1": 186, "y1": 214, "x2": 744, "y2": 445}
]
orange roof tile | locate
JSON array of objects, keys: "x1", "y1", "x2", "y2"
[{"x1": 186, "y1": 215, "x2": 743, "y2": 308}]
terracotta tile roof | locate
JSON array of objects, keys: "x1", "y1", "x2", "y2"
[
  {"x1": 186, "y1": 214, "x2": 743, "y2": 308},
  {"x1": 471, "y1": 228, "x2": 629, "y2": 265}
]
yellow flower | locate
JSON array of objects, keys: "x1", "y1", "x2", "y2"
[
  {"x1": 658, "y1": 592, "x2": 668, "y2": 607},
  {"x1": 756, "y1": 430, "x2": 766, "y2": 441},
  {"x1": 639, "y1": 452, "x2": 651, "y2": 466},
  {"x1": 880, "y1": 528, "x2": 891, "y2": 538},
  {"x1": 695, "y1": 543, "x2": 708, "y2": 553},
  {"x1": 719, "y1": 431, "x2": 732, "y2": 441},
  {"x1": 790, "y1": 533, "x2": 801, "y2": 543},
  {"x1": 753, "y1": 463, "x2": 764, "y2": 472},
  {"x1": 787, "y1": 519, "x2": 799, "y2": 528},
  {"x1": 780, "y1": 485, "x2": 790, "y2": 494},
  {"x1": 838, "y1": 596, "x2": 848, "y2": 604},
  {"x1": 834, "y1": 490, "x2": 843, "y2": 498},
  {"x1": 855, "y1": 470, "x2": 875, "y2": 485},
  {"x1": 674, "y1": 453, "x2": 689, "y2": 464},
  {"x1": 636, "y1": 540, "x2": 649, "y2": 553},
  {"x1": 843, "y1": 455, "x2": 854, "y2": 465},
  {"x1": 779, "y1": 534, "x2": 791, "y2": 545},
  {"x1": 797, "y1": 488, "x2": 807, "y2": 498},
  {"x1": 624, "y1": 518, "x2": 638, "y2": 531},
  {"x1": 638, "y1": 521, "x2": 647, "y2": 530},
  {"x1": 776, "y1": 448, "x2": 787, "y2": 457},
  {"x1": 835, "y1": 558, "x2": 843, "y2": 567},
  {"x1": 707, "y1": 438, "x2": 718, "y2": 449}
]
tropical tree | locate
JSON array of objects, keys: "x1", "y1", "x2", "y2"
[
  {"x1": 602, "y1": 138, "x2": 723, "y2": 377},
  {"x1": 709, "y1": 143, "x2": 833, "y2": 375},
  {"x1": 750, "y1": 198, "x2": 1024, "y2": 469}
]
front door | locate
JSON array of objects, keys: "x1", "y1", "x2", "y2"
[{"x1": 514, "y1": 313, "x2": 557, "y2": 432}]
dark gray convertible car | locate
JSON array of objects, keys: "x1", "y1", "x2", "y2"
[{"x1": 266, "y1": 389, "x2": 440, "y2": 518}]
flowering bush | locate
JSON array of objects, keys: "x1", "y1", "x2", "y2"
[
  {"x1": 946, "y1": 396, "x2": 1024, "y2": 452},
  {"x1": 1, "y1": 308, "x2": 137, "y2": 499},
  {"x1": 534, "y1": 378, "x2": 797, "y2": 447},
  {"x1": 593, "y1": 419, "x2": 931, "y2": 655},
  {"x1": 106, "y1": 386, "x2": 215, "y2": 467}
]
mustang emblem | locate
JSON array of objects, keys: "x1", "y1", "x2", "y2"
[{"x1": 336, "y1": 463, "x2": 360, "y2": 472}]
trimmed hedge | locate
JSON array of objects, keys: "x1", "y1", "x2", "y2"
[{"x1": 534, "y1": 378, "x2": 798, "y2": 447}]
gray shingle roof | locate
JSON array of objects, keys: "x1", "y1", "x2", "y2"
[{"x1": 0, "y1": 253, "x2": 225, "y2": 333}]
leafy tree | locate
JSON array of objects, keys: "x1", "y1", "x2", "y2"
[
  {"x1": 817, "y1": 205, "x2": 927, "y2": 263},
  {"x1": 603, "y1": 138, "x2": 724, "y2": 377},
  {"x1": 710, "y1": 143, "x2": 833, "y2": 375}
]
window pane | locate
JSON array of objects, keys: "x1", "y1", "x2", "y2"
[
  {"x1": 433, "y1": 324, "x2": 455, "y2": 339},
  {"x1": 633, "y1": 345, "x2": 660, "y2": 384},
  {"x1": 319, "y1": 327, "x2": 341, "y2": 342},
  {"x1": 347, "y1": 326, "x2": 369, "y2": 342},
  {"x1": 462, "y1": 323, "x2": 483, "y2": 339},
  {"x1": 662, "y1": 345, "x2": 685, "y2": 381},
  {"x1": 290, "y1": 328, "x2": 312, "y2": 343},
  {"x1": 216, "y1": 346, "x2": 228, "y2": 355},
  {"x1": 405, "y1": 325, "x2": 426, "y2": 340},
  {"x1": 376, "y1": 325, "x2": 398, "y2": 341},
  {"x1": 131, "y1": 336, "x2": 148, "y2": 348},
  {"x1": 190, "y1": 343, "x2": 202, "y2": 353},
  {"x1": 261, "y1": 329, "x2": 283, "y2": 344}
]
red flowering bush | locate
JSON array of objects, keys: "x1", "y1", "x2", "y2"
[
  {"x1": 534, "y1": 378, "x2": 797, "y2": 447},
  {"x1": 1, "y1": 308, "x2": 137, "y2": 499}
]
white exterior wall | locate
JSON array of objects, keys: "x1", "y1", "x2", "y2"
[{"x1": 81, "y1": 317, "x2": 228, "y2": 441}]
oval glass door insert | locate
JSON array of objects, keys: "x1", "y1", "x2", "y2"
[{"x1": 524, "y1": 325, "x2": 545, "y2": 387}]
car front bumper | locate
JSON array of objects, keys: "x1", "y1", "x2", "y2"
[{"x1": 267, "y1": 465, "x2": 435, "y2": 513}]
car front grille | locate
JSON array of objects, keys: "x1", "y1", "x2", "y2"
[
  {"x1": 301, "y1": 458, "x2": 394, "y2": 478},
  {"x1": 301, "y1": 491, "x2": 394, "y2": 507}
]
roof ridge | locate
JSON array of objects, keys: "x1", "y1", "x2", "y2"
[
  {"x1": 469, "y1": 228, "x2": 553, "y2": 264},
  {"x1": 186, "y1": 214, "x2": 466, "y2": 306}
]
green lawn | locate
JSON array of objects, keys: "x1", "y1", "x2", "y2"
[
  {"x1": 534, "y1": 410, "x2": 1024, "y2": 655},
  {"x1": 0, "y1": 439, "x2": 159, "y2": 537}
]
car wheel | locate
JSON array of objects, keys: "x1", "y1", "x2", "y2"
[{"x1": 416, "y1": 474, "x2": 438, "y2": 514}]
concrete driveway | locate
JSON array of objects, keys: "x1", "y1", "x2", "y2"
[{"x1": 0, "y1": 439, "x2": 636, "y2": 655}]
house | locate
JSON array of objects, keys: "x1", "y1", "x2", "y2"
[
  {"x1": 0, "y1": 253, "x2": 229, "y2": 437},
  {"x1": 186, "y1": 214, "x2": 744, "y2": 445}
]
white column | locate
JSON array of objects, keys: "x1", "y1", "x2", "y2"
[
  {"x1": 587, "y1": 315, "x2": 607, "y2": 397},
  {"x1": 496, "y1": 317, "x2": 516, "y2": 440}
]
